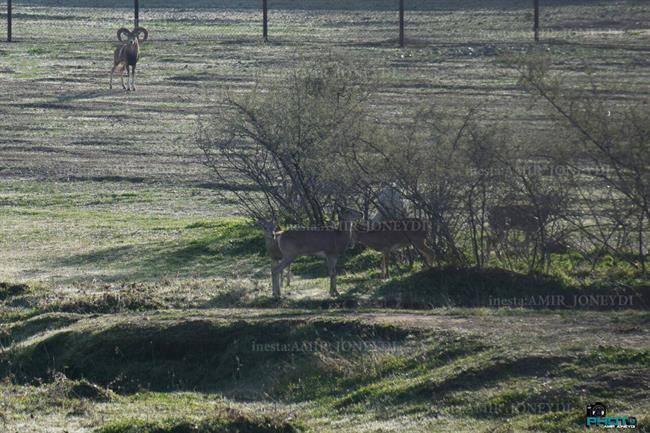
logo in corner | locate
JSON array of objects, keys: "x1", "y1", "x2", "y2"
[{"x1": 585, "y1": 403, "x2": 637, "y2": 429}]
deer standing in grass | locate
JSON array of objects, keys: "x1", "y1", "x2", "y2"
[
  {"x1": 488, "y1": 203, "x2": 560, "y2": 250},
  {"x1": 353, "y1": 219, "x2": 435, "y2": 279},
  {"x1": 110, "y1": 27, "x2": 148, "y2": 91},
  {"x1": 488, "y1": 201, "x2": 566, "y2": 270},
  {"x1": 355, "y1": 185, "x2": 434, "y2": 279},
  {"x1": 271, "y1": 209, "x2": 362, "y2": 298},
  {"x1": 259, "y1": 220, "x2": 291, "y2": 294}
]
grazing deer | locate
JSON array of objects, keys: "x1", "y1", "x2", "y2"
[
  {"x1": 271, "y1": 209, "x2": 363, "y2": 298},
  {"x1": 353, "y1": 219, "x2": 435, "y2": 279},
  {"x1": 110, "y1": 27, "x2": 148, "y2": 91},
  {"x1": 488, "y1": 204, "x2": 550, "y2": 245},
  {"x1": 487, "y1": 202, "x2": 565, "y2": 260},
  {"x1": 259, "y1": 220, "x2": 291, "y2": 294}
]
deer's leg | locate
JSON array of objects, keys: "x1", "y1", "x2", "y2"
[
  {"x1": 271, "y1": 260, "x2": 291, "y2": 299},
  {"x1": 271, "y1": 260, "x2": 287, "y2": 298},
  {"x1": 385, "y1": 253, "x2": 391, "y2": 279},
  {"x1": 272, "y1": 271, "x2": 281, "y2": 298},
  {"x1": 414, "y1": 240, "x2": 435, "y2": 268},
  {"x1": 406, "y1": 247, "x2": 415, "y2": 269},
  {"x1": 273, "y1": 259, "x2": 283, "y2": 290},
  {"x1": 326, "y1": 255, "x2": 339, "y2": 297},
  {"x1": 271, "y1": 257, "x2": 293, "y2": 298},
  {"x1": 286, "y1": 263, "x2": 291, "y2": 287},
  {"x1": 492, "y1": 232, "x2": 504, "y2": 260},
  {"x1": 272, "y1": 257, "x2": 293, "y2": 275}
]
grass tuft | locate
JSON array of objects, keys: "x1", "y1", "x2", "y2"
[{"x1": 97, "y1": 407, "x2": 300, "y2": 433}]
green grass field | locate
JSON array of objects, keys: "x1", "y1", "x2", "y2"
[{"x1": 1, "y1": 1, "x2": 649, "y2": 432}]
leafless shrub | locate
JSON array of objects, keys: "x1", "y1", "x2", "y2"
[
  {"x1": 196, "y1": 58, "x2": 376, "y2": 227},
  {"x1": 516, "y1": 53, "x2": 649, "y2": 273},
  {"x1": 196, "y1": 55, "x2": 647, "y2": 278}
]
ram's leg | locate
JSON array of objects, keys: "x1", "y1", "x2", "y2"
[
  {"x1": 120, "y1": 65, "x2": 126, "y2": 90},
  {"x1": 131, "y1": 64, "x2": 137, "y2": 91},
  {"x1": 126, "y1": 65, "x2": 132, "y2": 91},
  {"x1": 110, "y1": 64, "x2": 120, "y2": 90}
]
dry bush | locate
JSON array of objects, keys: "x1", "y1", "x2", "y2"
[
  {"x1": 516, "y1": 53, "x2": 649, "y2": 273},
  {"x1": 196, "y1": 55, "x2": 647, "y2": 276},
  {"x1": 196, "y1": 57, "x2": 377, "y2": 226}
]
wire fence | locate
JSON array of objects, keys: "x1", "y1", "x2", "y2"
[{"x1": 2, "y1": 0, "x2": 649, "y2": 48}]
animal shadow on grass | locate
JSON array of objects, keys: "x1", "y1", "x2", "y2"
[
  {"x1": 54, "y1": 90, "x2": 110, "y2": 103},
  {"x1": 358, "y1": 266, "x2": 650, "y2": 309},
  {"x1": 355, "y1": 267, "x2": 571, "y2": 309}
]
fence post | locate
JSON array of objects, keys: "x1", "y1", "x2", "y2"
[
  {"x1": 7, "y1": 0, "x2": 12, "y2": 42},
  {"x1": 533, "y1": 0, "x2": 539, "y2": 42},
  {"x1": 134, "y1": 0, "x2": 139, "y2": 28},
  {"x1": 262, "y1": 0, "x2": 268, "y2": 41},
  {"x1": 399, "y1": 0, "x2": 404, "y2": 47}
]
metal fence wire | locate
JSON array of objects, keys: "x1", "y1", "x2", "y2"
[{"x1": 2, "y1": 0, "x2": 648, "y2": 48}]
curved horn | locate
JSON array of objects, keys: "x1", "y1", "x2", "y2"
[
  {"x1": 133, "y1": 27, "x2": 148, "y2": 42},
  {"x1": 117, "y1": 27, "x2": 131, "y2": 42}
]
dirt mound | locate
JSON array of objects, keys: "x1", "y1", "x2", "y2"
[
  {"x1": 2, "y1": 317, "x2": 414, "y2": 394},
  {"x1": 42, "y1": 374, "x2": 116, "y2": 403},
  {"x1": 370, "y1": 267, "x2": 650, "y2": 309},
  {"x1": 0, "y1": 312, "x2": 81, "y2": 347},
  {"x1": 67, "y1": 378, "x2": 116, "y2": 402}
]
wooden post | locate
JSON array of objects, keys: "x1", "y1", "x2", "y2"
[
  {"x1": 533, "y1": 0, "x2": 540, "y2": 42},
  {"x1": 262, "y1": 0, "x2": 268, "y2": 41},
  {"x1": 7, "y1": 0, "x2": 12, "y2": 42},
  {"x1": 134, "y1": 0, "x2": 139, "y2": 28},
  {"x1": 399, "y1": 0, "x2": 405, "y2": 47}
]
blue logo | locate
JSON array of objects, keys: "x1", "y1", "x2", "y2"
[{"x1": 586, "y1": 403, "x2": 637, "y2": 429}]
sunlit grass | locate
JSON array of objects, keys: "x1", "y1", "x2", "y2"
[{"x1": 0, "y1": 2, "x2": 649, "y2": 432}]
